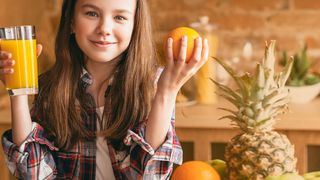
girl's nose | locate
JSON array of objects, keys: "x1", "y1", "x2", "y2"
[{"x1": 97, "y1": 18, "x2": 113, "y2": 36}]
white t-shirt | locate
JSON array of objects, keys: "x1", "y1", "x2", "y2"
[{"x1": 96, "y1": 107, "x2": 116, "y2": 180}]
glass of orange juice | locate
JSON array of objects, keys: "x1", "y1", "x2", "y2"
[{"x1": 0, "y1": 25, "x2": 38, "y2": 96}]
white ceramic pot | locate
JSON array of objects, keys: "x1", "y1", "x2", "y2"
[{"x1": 286, "y1": 83, "x2": 320, "y2": 104}]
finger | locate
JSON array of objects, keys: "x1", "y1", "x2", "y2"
[
  {"x1": 36, "y1": 44, "x2": 43, "y2": 57},
  {"x1": 0, "y1": 59, "x2": 15, "y2": 67},
  {"x1": 185, "y1": 38, "x2": 208, "y2": 73},
  {"x1": 165, "y1": 38, "x2": 174, "y2": 67},
  {"x1": 0, "y1": 68, "x2": 14, "y2": 74},
  {"x1": 177, "y1": 36, "x2": 187, "y2": 63},
  {"x1": 200, "y1": 38, "x2": 209, "y2": 66},
  {"x1": 188, "y1": 37, "x2": 202, "y2": 65},
  {"x1": 0, "y1": 51, "x2": 12, "y2": 59}
]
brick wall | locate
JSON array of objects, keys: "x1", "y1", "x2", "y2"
[
  {"x1": 150, "y1": 0, "x2": 320, "y2": 65},
  {"x1": 1, "y1": 0, "x2": 319, "y2": 66}
]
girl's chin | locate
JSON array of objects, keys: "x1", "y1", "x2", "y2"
[{"x1": 86, "y1": 54, "x2": 122, "y2": 64}]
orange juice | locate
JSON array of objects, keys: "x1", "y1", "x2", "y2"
[{"x1": 1, "y1": 39, "x2": 38, "y2": 94}]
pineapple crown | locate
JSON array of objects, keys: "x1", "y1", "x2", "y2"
[{"x1": 212, "y1": 40, "x2": 294, "y2": 132}]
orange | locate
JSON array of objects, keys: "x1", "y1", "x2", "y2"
[
  {"x1": 165, "y1": 27, "x2": 200, "y2": 63},
  {"x1": 171, "y1": 161, "x2": 221, "y2": 180}
]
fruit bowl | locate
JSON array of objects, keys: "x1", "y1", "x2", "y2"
[{"x1": 286, "y1": 82, "x2": 320, "y2": 104}]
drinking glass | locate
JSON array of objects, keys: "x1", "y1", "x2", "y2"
[{"x1": 0, "y1": 25, "x2": 38, "y2": 96}]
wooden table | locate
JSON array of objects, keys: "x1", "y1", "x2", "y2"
[
  {"x1": 175, "y1": 98, "x2": 320, "y2": 173},
  {"x1": 0, "y1": 98, "x2": 319, "y2": 176}
]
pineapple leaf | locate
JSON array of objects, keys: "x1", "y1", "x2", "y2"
[
  {"x1": 262, "y1": 41, "x2": 276, "y2": 76},
  {"x1": 263, "y1": 89, "x2": 289, "y2": 106},
  {"x1": 219, "y1": 115, "x2": 248, "y2": 131},
  {"x1": 256, "y1": 64, "x2": 265, "y2": 89},
  {"x1": 218, "y1": 107, "x2": 238, "y2": 117},
  {"x1": 256, "y1": 118, "x2": 270, "y2": 127},
  {"x1": 239, "y1": 73, "x2": 252, "y2": 99},
  {"x1": 278, "y1": 57, "x2": 294, "y2": 87},
  {"x1": 218, "y1": 115, "x2": 238, "y2": 121},
  {"x1": 219, "y1": 94, "x2": 240, "y2": 108},
  {"x1": 213, "y1": 57, "x2": 250, "y2": 99},
  {"x1": 210, "y1": 78, "x2": 244, "y2": 105}
]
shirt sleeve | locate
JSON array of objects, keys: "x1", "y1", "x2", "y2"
[
  {"x1": 123, "y1": 108, "x2": 183, "y2": 179},
  {"x1": 1, "y1": 122, "x2": 58, "y2": 179}
]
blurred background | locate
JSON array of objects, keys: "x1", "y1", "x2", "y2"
[
  {"x1": 1, "y1": 0, "x2": 320, "y2": 178},
  {"x1": 150, "y1": 0, "x2": 320, "y2": 60},
  {"x1": 1, "y1": 0, "x2": 320, "y2": 105},
  {"x1": 1, "y1": 0, "x2": 320, "y2": 72}
]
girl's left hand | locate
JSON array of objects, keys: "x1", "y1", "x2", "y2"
[{"x1": 157, "y1": 36, "x2": 209, "y2": 98}]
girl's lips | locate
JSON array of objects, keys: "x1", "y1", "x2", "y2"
[{"x1": 91, "y1": 40, "x2": 116, "y2": 48}]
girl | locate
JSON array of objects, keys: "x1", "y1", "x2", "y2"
[{"x1": 0, "y1": 0, "x2": 208, "y2": 179}]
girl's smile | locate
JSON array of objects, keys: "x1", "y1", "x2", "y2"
[{"x1": 90, "y1": 40, "x2": 117, "y2": 49}]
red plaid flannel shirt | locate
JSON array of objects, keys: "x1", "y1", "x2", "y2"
[{"x1": 1, "y1": 70, "x2": 182, "y2": 179}]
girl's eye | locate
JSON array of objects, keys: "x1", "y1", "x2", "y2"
[
  {"x1": 115, "y1": 16, "x2": 126, "y2": 21},
  {"x1": 86, "y1": 11, "x2": 99, "y2": 17}
]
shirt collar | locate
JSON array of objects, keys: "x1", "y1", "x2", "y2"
[
  {"x1": 80, "y1": 68, "x2": 93, "y2": 86},
  {"x1": 80, "y1": 68, "x2": 114, "y2": 87}
]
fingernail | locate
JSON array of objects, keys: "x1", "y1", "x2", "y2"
[
  {"x1": 10, "y1": 60, "x2": 15, "y2": 65},
  {"x1": 1, "y1": 52, "x2": 11, "y2": 58},
  {"x1": 0, "y1": 51, "x2": 5, "y2": 58},
  {"x1": 3, "y1": 68, "x2": 13, "y2": 73},
  {"x1": 182, "y1": 35, "x2": 187, "y2": 41}
]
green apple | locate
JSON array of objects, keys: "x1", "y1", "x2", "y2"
[
  {"x1": 207, "y1": 159, "x2": 227, "y2": 179},
  {"x1": 279, "y1": 173, "x2": 304, "y2": 180},
  {"x1": 303, "y1": 171, "x2": 320, "y2": 180},
  {"x1": 265, "y1": 173, "x2": 304, "y2": 180}
]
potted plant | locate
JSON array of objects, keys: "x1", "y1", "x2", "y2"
[{"x1": 279, "y1": 45, "x2": 320, "y2": 103}]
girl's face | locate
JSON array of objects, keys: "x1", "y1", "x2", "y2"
[{"x1": 73, "y1": 0, "x2": 136, "y2": 63}]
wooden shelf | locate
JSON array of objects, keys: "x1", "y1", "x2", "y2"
[{"x1": 175, "y1": 98, "x2": 320, "y2": 130}]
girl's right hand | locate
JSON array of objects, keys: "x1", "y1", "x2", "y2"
[
  {"x1": 0, "y1": 51, "x2": 15, "y2": 84},
  {"x1": 0, "y1": 44, "x2": 42, "y2": 85}
]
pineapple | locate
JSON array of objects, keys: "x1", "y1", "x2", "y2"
[{"x1": 212, "y1": 40, "x2": 297, "y2": 179}]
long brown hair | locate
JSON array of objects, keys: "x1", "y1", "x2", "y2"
[{"x1": 35, "y1": 0, "x2": 157, "y2": 150}]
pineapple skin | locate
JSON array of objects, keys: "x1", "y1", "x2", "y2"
[{"x1": 225, "y1": 131, "x2": 297, "y2": 180}]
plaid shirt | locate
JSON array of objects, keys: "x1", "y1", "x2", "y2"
[{"x1": 1, "y1": 70, "x2": 183, "y2": 179}]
